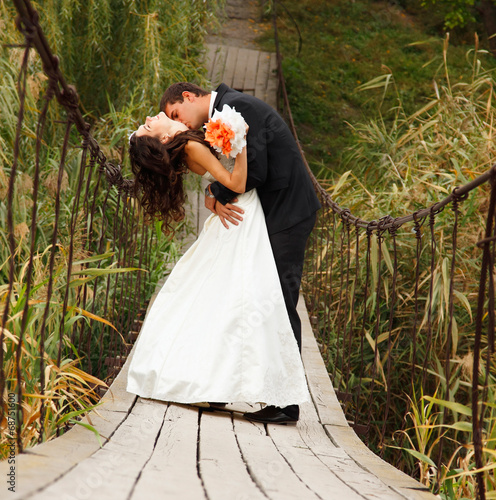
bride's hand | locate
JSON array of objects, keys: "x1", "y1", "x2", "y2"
[{"x1": 205, "y1": 195, "x2": 217, "y2": 214}]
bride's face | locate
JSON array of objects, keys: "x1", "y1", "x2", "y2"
[{"x1": 136, "y1": 111, "x2": 188, "y2": 142}]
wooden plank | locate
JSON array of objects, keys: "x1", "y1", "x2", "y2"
[
  {"x1": 265, "y1": 53, "x2": 279, "y2": 109},
  {"x1": 233, "y1": 418, "x2": 321, "y2": 500},
  {"x1": 267, "y1": 421, "x2": 365, "y2": 500},
  {"x1": 0, "y1": 404, "x2": 135, "y2": 499},
  {"x1": 298, "y1": 401, "x2": 404, "y2": 500},
  {"x1": 31, "y1": 398, "x2": 167, "y2": 500},
  {"x1": 232, "y1": 48, "x2": 251, "y2": 91},
  {"x1": 204, "y1": 43, "x2": 218, "y2": 81},
  {"x1": 299, "y1": 297, "x2": 349, "y2": 427},
  {"x1": 325, "y1": 425, "x2": 435, "y2": 500},
  {"x1": 130, "y1": 404, "x2": 207, "y2": 500},
  {"x1": 299, "y1": 295, "x2": 433, "y2": 498},
  {"x1": 297, "y1": 400, "x2": 348, "y2": 459},
  {"x1": 199, "y1": 411, "x2": 266, "y2": 500},
  {"x1": 209, "y1": 45, "x2": 228, "y2": 88},
  {"x1": 222, "y1": 46, "x2": 239, "y2": 88},
  {"x1": 254, "y1": 51, "x2": 270, "y2": 102},
  {"x1": 243, "y1": 50, "x2": 260, "y2": 91}
]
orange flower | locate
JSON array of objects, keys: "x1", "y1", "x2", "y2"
[{"x1": 204, "y1": 119, "x2": 235, "y2": 157}]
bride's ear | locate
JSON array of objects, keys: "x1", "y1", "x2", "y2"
[{"x1": 160, "y1": 134, "x2": 170, "y2": 144}]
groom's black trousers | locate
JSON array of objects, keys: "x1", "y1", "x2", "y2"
[{"x1": 268, "y1": 211, "x2": 317, "y2": 352}]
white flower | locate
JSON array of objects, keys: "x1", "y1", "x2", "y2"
[{"x1": 207, "y1": 104, "x2": 247, "y2": 158}]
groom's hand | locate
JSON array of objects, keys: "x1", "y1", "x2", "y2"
[
  {"x1": 204, "y1": 194, "x2": 244, "y2": 229},
  {"x1": 215, "y1": 200, "x2": 244, "y2": 229}
]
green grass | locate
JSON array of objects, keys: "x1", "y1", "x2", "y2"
[
  {"x1": 258, "y1": 0, "x2": 496, "y2": 177},
  {"x1": 258, "y1": 1, "x2": 496, "y2": 496}
]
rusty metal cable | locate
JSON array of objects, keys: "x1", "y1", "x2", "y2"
[
  {"x1": 7, "y1": 31, "x2": 32, "y2": 453},
  {"x1": 3, "y1": 0, "x2": 154, "y2": 453},
  {"x1": 273, "y1": 2, "x2": 494, "y2": 495}
]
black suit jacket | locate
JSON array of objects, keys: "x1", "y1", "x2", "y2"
[{"x1": 209, "y1": 83, "x2": 321, "y2": 235}]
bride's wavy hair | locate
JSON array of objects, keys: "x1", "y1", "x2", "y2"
[{"x1": 129, "y1": 129, "x2": 210, "y2": 234}]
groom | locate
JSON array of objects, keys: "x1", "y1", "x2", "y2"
[{"x1": 161, "y1": 82, "x2": 321, "y2": 424}]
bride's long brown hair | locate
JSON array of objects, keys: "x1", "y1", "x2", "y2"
[{"x1": 129, "y1": 129, "x2": 212, "y2": 234}]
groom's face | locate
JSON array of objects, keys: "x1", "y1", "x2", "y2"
[{"x1": 164, "y1": 92, "x2": 205, "y2": 131}]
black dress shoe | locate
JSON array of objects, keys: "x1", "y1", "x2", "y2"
[{"x1": 243, "y1": 405, "x2": 299, "y2": 424}]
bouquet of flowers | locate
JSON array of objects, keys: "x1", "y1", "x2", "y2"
[{"x1": 204, "y1": 104, "x2": 247, "y2": 158}]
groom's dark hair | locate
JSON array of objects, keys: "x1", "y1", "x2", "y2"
[{"x1": 160, "y1": 82, "x2": 209, "y2": 111}]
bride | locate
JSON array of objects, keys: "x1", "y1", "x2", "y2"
[{"x1": 126, "y1": 111, "x2": 309, "y2": 411}]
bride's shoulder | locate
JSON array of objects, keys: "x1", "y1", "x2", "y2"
[
  {"x1": 184, "y1": 139, "x2": 207, "y2": 156},
  {"x1": 183, "y1": 140, "x2": 209, "y2": 175}
]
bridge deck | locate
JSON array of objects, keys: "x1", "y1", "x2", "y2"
[
  {"x1": 205, "y1": 43, "x2": 278, "y2": 109},
  {"x1": 1, "y1": 295, "x2": 434, "y2": 500},
  {"x1": 0, "y1": 37, "x2": 435, "y2": 500}
]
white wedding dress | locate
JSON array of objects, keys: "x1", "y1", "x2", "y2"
[{"x1": 126, "y1": 162, "x2": 309, "y2": 407}]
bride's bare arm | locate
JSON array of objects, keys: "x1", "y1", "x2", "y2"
[{"x1": 184, "y1": 141, "x2": 247, "y2": 193}]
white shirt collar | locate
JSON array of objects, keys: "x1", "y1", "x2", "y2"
[{"x1": 208, "y1": 91, "x2": 217, "y2": 119}]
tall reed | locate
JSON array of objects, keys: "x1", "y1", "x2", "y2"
[
  {"x1": 305, "y1": 36, "x2": 496, "y2": 498},
  {"x1": 0, "y1": 0, "x2": 207, "y2": 456}
]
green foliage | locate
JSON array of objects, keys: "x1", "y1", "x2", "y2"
[
  {"x1": 420, "y1": 0, "x2": 479, "y2": 30},
  {"x1": 0, "y1": 0, "x2": 205, "y2": 452},
  {"x1": 3, "y1": 0, "x2": 222, "y2": 117},
  {"x1": 259, "y1": 0, "x2": 496, "y2": 177},
  {"x1": 303, "y1": 37, "x2": 496, "y2": 496}
]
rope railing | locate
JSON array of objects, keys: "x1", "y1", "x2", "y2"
[
  {"x1": 11, "y1": 0, "x2": 134, "y2": 194},
  {"x1": 1, "y1": 0, "x2": 156, "y2": 456},
  {"x1": 3, "y1": 0, "x2": 494, "y2": 497},
  {"x1": 272, "y1": 2, "x2": 495, "y2": 498}
]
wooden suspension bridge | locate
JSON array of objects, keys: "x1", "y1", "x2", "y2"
[
  {"x1": 0, "y1": 30, "x2": 435, "y2": 499},
  {"x1": 0, "y1": 298, "x2": 434, "y2": 500}
]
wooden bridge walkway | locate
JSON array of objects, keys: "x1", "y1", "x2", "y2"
[
  {"x1": 0, "y1": 34, "x2": 436, "y2": 500},
  {"x1": 1, "y1": 297, "x2": 434, "y2": 500}
]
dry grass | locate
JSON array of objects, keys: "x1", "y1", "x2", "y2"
[{"x1": 305, "y1": 36, "x2": 496, "y2": 498}]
